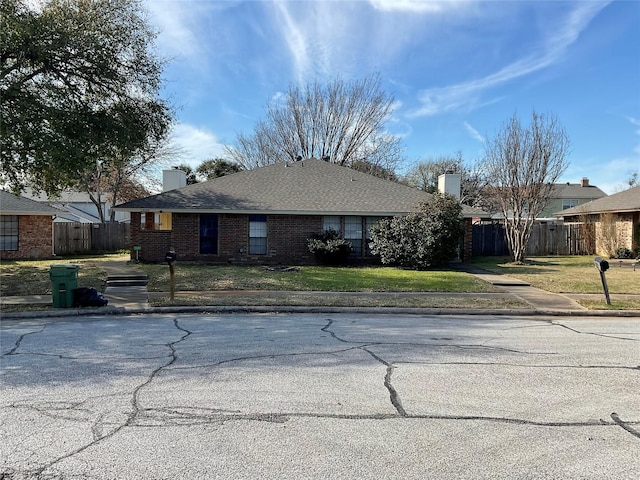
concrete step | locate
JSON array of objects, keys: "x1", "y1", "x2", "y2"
[
  {"x1": 107, "y1": 274, "x2": 148, "y2": 281},
  {"x1": 107, "y1": 279, "x2": 148, "y2": 287},
  {"x1": 106, "y1": 273, "x2": 148, "y2": 288}
]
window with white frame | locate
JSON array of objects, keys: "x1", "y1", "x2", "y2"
[
  {"x1": 0, "y1": 215, "x2": 19, "y2": 251},
  {"x1": 562, "y1": 199, "x2": 579, "y2": 210},
  {"x1": 249, "y1": 215, "x2": 267, "y2": 255}
]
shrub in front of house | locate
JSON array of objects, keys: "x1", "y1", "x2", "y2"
[
  {"x1": 369, "y1": 194, "x2": 464, "y2": 269},
  {"x1": 307, "y1": 229, "x2": 352, "y2": 264},
  {"x1": 611, "y1": 247, "x2": 633, "y2": 259}
]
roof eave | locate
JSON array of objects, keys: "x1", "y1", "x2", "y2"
[{"x1": 1, "y1": 211, "x2": 59, "y2": 216}]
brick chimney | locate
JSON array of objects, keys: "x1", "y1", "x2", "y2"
[{"x1": 581, "y1": 177, "x2": 589, "y2": 187}]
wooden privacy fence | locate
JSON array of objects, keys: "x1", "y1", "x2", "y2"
[
  {"x1": 472, "y1": 222, "x2": 595, "y2": 257},
  {"x1": 54, "y1": 223, "x2": 130, "y2": 255}
]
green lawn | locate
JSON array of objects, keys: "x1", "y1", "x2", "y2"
[
  {"x1": 472, "y1": 256, "x2": 640, "y2": 295},
  {"x1": 2, "y1": 254, "x2": 638, "y2": 311},
  {"x1": 0, "y1": 254, "x2": 122, "y2": 296},
  {"x1": 140, "y1": 264, "x2": 499, "y2": 293}
]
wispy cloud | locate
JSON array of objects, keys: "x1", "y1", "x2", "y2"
[
  {"x1": 271, "y1": 2, "x2": 356, "y2": 83},
  {"x1": 169, "y1": 124, "x2": 227, "y2": 168},
  {"x1": 369, "y1": 0, "x2": 474, "y2": 14},
  {"x1": 272, "y1": 2, "x2": 311, "y2": 83},
  {"x1": 626, "y1": 116, "x2": 640, "y2": 157},
  {"x1": 409, "y1": 2, "x2": 610, "y2": 117},
  {"x1": 463, "y1": 121, "x2": 484, "y2": 143},
  {"x1": 146, "y1": 1, "x2": 203, "y2": 60}
]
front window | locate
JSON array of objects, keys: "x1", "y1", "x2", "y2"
[
  {"x1": 365, "y1": 217, "x2": 383, "y2": 256},
  {"x1": 323, "y1": 216, "x2": 341, "y2": 233},
  {"x1": 0, "y1": 215, "x2": 18, "y2": 251},
  {"x1": 249, "y1": 215, "x2": 267, "y2": 255},
  {"x1": 200, "y1": 214, "x2": 218, "y2": 254},
  {"x1": 344, "y1": 216, "x2": 363, "y2": 256},
  {"x1": 141, "y1": 212, "x2": 172, "y2": 231}
]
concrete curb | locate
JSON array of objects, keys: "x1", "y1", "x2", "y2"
[{"x1": 2, "y1": 304, "x2": 640, "y2": 320}]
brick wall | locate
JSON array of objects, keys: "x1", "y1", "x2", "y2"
[
  {"x1": 128, "y1": 212, "x2": 172, "y2": 262},
  {"x1": 1, "y1": 215, "x2": 53, "y2": 260},
  {"x1": 463, "y1": 218, "x2": 473, "y2": 262},
  {"x1": 129, "y1": 212, "x2": 326, "y2": 264},
  {"x1": 594, "y1": 212, "x2": 637, "y2": 256},
  {"x1": 129, "y1": 212, "x2": 476, "y2": 265}
]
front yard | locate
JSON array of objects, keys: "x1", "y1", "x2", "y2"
[
  {"x1": 1, "y1": 254, "x2": 638, "y2": 310},
  {"x1": 472, "y1": 256, "x2": 640, "y2": 294},
  {"x1": 139, "y1": 263, "x2": 499, "y2": 293}
]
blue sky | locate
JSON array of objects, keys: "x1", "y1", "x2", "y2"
[{"x1": 146, "y1": 0, "x2": 640, "y2": 194}]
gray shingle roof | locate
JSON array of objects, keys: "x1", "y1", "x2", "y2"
[
  {"x1": 0, "y1": 190, "x2": 62, "y2": 215},
  {"x1": 558, "y1": 185, "x2": 640, "y2": 216},
  {"x1": 114, "y1": 159, "x2": 484, "y2": 218},
  {"x1": 550, "y1": 182, "x2": 607, "y2": 200}
]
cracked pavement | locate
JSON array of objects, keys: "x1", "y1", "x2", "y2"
[{"x1": 1, "y1": 313, "x2": 638, "y2": 479}]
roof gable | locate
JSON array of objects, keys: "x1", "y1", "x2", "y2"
[
  {"x1": 115, "y1": 159, "x2": 483, "y2": 217},
  {"x1": 0, "y1": 191, "x2": 62, "y2": 215}
]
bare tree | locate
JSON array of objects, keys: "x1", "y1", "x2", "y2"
[
  {"x1": 75, "y1": 141, "x2": 181, "y2": 223},
  {"x1": 482, "y1": 111, "x2": 570, "y2": 263},
  {"x1": 225, "y1": 75, "x2": 404, "y2": 176},
  {"x1": 403, "y1": 152, "x2": 489, "y2": 209}
]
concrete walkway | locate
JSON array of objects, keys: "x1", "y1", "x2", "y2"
[
  {"x1": 449, "y1": 263, "x2": 588, "y2": 312},
  {"x1": 101, "y1": 261, "x2": 148, "y2": 309}
]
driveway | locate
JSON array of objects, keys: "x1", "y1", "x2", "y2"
[{"x1": 1, "y1": 313, "x2": 638, "y2": 479}]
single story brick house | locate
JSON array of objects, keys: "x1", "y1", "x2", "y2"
[
  {"x1": 0, "y1": 190, "x2": 62, "y2": 259},
  {"x1": 113, "y1": 158, "x2": 486, "y2": 264},
  {"x1": 557, "y1": 185, "x2": 639, "y2": 256}
]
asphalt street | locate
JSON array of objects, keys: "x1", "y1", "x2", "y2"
[{"x1": 1, "y1": 313, "x2": 639, "y2": 479}]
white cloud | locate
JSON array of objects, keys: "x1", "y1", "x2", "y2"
[
  {"x1": 169, "y1": 124, "x2": 227, "y2": 168},
  {"x1": 409, "y1": 2, "x2": 610, "y2": 117},
  {"x1": 625, "y1": 116, "x2": 640, "y2": 157},
  {"x1": 369, "y1": 0, "x2": 473, "y2": 14},
  {"x1": 273, "y1": 2, "x2": 313, "y2": 83},
  {"x1": 463, "y1": 121, "x2": 484, "y2": 143},
  {"x1": 145, "y1": 1, "x2": 201, "y2": 59}
]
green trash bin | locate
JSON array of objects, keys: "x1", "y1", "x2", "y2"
[{"x1": 50, "y1": 264, "x2": 79, "y2": 308}]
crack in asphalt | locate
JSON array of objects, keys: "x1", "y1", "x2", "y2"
[
  {"x1": 359, "y1": 346, "x2": 407, "y2": 416},
  {"x1": 28, "y1": 318, "x2": 192, "y2": 479},
  {"x1": 2, "y1": 324, "x2": 47, "y2": 356},
  {"x1": 125, "y1": 406, "x2": 632, "y2": 430},
  {"x1": 611, "y1": 412, "x2": 640, "y2": 440},
  {"x1": 321, "y1": 319, "x2": 407, "y2": 416},
  {"x1": 398, "y1": 360, "x2": 640, "y2": 371},
  {"x1": 169, "y1": 345, "x2": 364, "y2": 371},
  {"x1": 550, "y1": 320, "x2": 640, "y2": 342},
  {"x1": 5, "y1": 316, "x2": 638, "y2": 479}
]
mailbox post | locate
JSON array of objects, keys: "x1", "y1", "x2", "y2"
[
  {"x1": 165, "y1": 248, "x2": 177, "y2": 301},
  {"x1": 594, "y1": 257, "x2": 611, "y2": 305}
]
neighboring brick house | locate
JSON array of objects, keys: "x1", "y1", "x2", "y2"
[
  {"x1": 0, "y1": 191, "x2": 62, "y2": 259},
  {"x1": 113, "y1": 159, "x2": 485, "y2": 265},
  {"x1": 557, "y1": 185, "x2": 640, "y2": 256}
]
